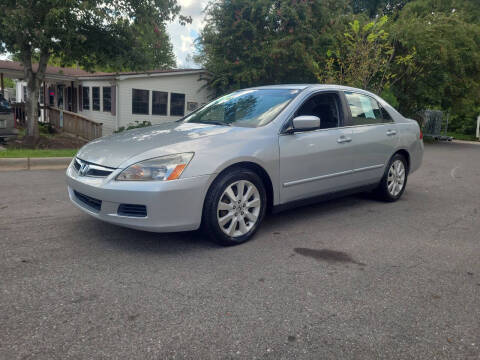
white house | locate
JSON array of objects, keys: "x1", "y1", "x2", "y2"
[
  {"x1": 3, "y1": 61, "x2": 212, "y2": 136},
  {"x1": 76, "y1": 69, "x2": 211, "y2": 134}
]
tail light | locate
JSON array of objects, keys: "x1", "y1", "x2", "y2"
[{"x1": 419, "y1": 128, "x2": 423, "y2": 140}]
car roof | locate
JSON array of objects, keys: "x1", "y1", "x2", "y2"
[
  {"x1": 248, "y1": 84, "x2": 378, "y2": 95},
  {"x1": 247, "y1": 84, "x2": 310, "y2": 90}
]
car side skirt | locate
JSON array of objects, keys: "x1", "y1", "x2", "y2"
[{"x1": 272, "y1": 183, "x2": 378, "y2": 214}]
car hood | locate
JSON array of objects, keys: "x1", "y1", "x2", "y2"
[{"x1": 76, "y1": 121, "x2": 240, "y2": 168}]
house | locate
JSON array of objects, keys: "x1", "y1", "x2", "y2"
[{"x1": 1, "y1": 60, "x2": 212, "y2": 136}]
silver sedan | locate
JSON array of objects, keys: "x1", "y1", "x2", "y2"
[{"x1": 66, "y1": 85, "x2": 423, "y2": 245}]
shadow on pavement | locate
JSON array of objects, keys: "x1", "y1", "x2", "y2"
[{"x1": 83, "y1": 191, "x2": 380, "y2": 254}]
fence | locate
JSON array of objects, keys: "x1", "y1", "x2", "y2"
[
  {"x1": 417, "y1": 110, "x2": 453, "y2": 141},
  {"x1": 47, "y1": 107, "x2": 102, "y2": 140}
]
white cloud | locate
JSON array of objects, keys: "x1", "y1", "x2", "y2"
[
  {"x1": 167, "y1": 0, "x2": 208, "y2": 68},
  {"x1": 180, "y1": 35, "x2": 194, "y2": 52}
]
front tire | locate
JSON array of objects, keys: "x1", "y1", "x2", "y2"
[
  {"x1": 202, "y1": 168, "x2": 267, "y2": 246},
  {"x1": 375, "y1": 153, "x2": 408, "y2": 202}
]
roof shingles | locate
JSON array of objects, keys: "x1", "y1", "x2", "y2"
[{"x1": 0, "y1": 60, "x2": 202, "y2": 79}]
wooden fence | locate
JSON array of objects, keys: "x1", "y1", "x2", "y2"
[{"x1": 47, "y1": 107, "x2": 102, "y2": 140}]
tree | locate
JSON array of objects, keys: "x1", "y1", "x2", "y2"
[
  {"x1": 195, "y1": 0, "x2": 349, "y2": 96},
  {"x1": 0, "y1": 0, "x2": 188, "y2": 142},
  {"x1": 316, "y1": 16, "x2": 416, "y2": 98},
  {"x1": 196, "y1": 0, "x2": 480, "y2": 135},
  {"x1": 389, "y1": 0, "x2": 480, "y2": 130},
  {"x1": 350, "y1": 0, "x2": 412, "y2": 17}
]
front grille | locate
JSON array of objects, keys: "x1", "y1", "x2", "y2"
[
  {"x1": 74, "y1": 191, "x2": 102, "y2": 211},
  {"x1": 74, "y1": 158, "x2": 115, "y2": 178},
  {"x1": 118, "y1": 204, "x2": 147, "y2": 217},
  {"x1": 87, "y1": 167, "x2": 113, "y2": 177}
]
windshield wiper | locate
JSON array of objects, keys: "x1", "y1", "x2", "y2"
[{"x1": 190, "y1": 120, "x2": 231, "y2": 126}]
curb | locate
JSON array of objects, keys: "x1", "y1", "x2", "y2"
[
  {"x1": 0, "y1": 157, "x2": 72, "y2": 171},
  {"x1": 452, "y1": 139, "x2": 480, "y2": 145}
]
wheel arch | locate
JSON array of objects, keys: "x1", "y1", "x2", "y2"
[
  {"x1": 394, "y1": 149, "x2": 411, "y2": 173},
  {"x1": 204, "y1": 161, "x2": 275, "y2": 213}
]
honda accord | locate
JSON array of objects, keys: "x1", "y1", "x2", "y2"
[{"x1": 66, "y1": 85, "x2": 423, "y2": 245}]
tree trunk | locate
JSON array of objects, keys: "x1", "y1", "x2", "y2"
[
  {"x1": 25, "y1": 74, "x2": 40, "y2": 143},
  {"x1": 23, "y1": 49, "x2": 49, "y2": 145}
]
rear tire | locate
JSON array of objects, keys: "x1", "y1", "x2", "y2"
[
  {"x1": 375, "y1": 153, "x2": 408, "y2": 202},
  {"x1": 202, "y1": 168, "x2": 267, "y2": 246}
]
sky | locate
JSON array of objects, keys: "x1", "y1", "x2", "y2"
[{"x1": 167, "y1": 0, "x2": 208, "y2": 69}]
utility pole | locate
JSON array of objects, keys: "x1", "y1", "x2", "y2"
[{"x1": 476, "y1": 115, "x2": 480, "y2": 140}]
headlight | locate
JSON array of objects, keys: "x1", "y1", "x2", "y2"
[{"x1": 116, "y1": 153, "x2": 194, "y2": 181}]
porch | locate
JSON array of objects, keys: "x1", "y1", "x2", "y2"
[{"x1": 0, "y1": 60, "x2": 104, "y2": 140}]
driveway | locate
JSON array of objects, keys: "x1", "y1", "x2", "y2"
[{"x1": 1, "y1": 142, "x2": 479, "y2": 359}]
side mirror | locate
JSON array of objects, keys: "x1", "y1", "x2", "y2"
[{"x1": 291, "y1": 115, "x2": 321, "y2": 132}]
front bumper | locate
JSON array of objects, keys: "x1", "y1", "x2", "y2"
[{"x1": 66, "y1": 164, "x2": 211, "y2": 232}]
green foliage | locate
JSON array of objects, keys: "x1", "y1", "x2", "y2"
[
  {"x1": 0, "y1": 0, "x2": 188, "y2": 139},
  {"x1": 195, "y1": 0, "x2": 349, "y2": 96},
  {"x1": 316, "y1": 16, "x2": 416, "y2": 94},
  {"x1": 9, "y1": 22, "x2": 177, "y2": 72},
  {"x1": 390, "y1": 0, "x2": 480, "y2": 133},
  {"x1": 380, "y1": 86, "x2": 399, "y2": 108},
  {"x1": 0, "y1": 149, "x2": 78, "y2": 158},
  {"x1": 114, "y1": 121, "x2": 152, "y2": 133},
  {"x1": 1, "y1": 77, "x2": 15, "y2": 88},
  {"x1": 198, "y1": 0, "x2": 480, "y2": 136},
  {"x1": 0, "y1": 0, "x2": 185, "y2": 72},
  {"x1": 446, "y1": 132, "x2": 478, "y2": 142},
  {"x1": 351, "y1": 0, "x2": 412, "y2": 17},
  {"x1": 38, "y1": 122, "x2": 56, "y2": 135}
]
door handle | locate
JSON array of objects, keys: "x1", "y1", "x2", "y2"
[
  {"x1": 386, "y1": 129, "x2": 397, "y2": 136},
  {"x1": 337, "y1": 136, "x2": 352, "y2": 144}
]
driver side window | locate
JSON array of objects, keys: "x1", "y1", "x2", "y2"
[{"x1": 295, "y1": 93, "x2": 341, "y2": 129}]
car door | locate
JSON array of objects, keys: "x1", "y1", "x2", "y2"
[
  {"x1": 279, "y1": 91, "x2": 355, "y2": 204},
  {"x1": 343, "y1": 91, "x2": 399, "y2": 186}
]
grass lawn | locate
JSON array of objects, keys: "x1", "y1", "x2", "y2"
[
  {"x1": 447, "y1": 132, "x2": 478, "y2": 141},
  {"x1": 0, "y1": 149, "x2": 78, "y2": 158}
]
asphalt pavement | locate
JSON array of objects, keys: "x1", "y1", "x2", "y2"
[{"x1": 1, "y1": 141, "x2": 479, "y2": 359}]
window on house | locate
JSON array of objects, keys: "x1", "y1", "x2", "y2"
[
  {"x1": 152, "y1": 91, "x2": 168, "y2": 115},
  {"x1": 49, "y1": 87, "x2": 55, "y2": 106},
  {"x1": 170, "y1": 93, "x2": 185, "y2": 116},
  {"x1": 103, "y1": 87, "x2": 111, "y2": 112},
  {"x1": 67, "y1": 87, "x2": 72, "y2": 111},
  {"x1": 82, "y1": 87, "x2": 90, "y2": 110},
  {"x1": 39, "y1": 85, "x2": 45, "y2": 105},
  {"x1": 92, "y1": 87, "x2": 100, "y2": 111},
  {"x1": 187, "y1": 102, "x2": 198, "y2": 112},
  {"x1": 132, "y1": 89, "x2": 149, "y2": 115}
]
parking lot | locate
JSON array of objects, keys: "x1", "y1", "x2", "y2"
[{"x1": 1, "y1": 141, "x2": 479, "y2": 359}]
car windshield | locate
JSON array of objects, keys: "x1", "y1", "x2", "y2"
[{"x1": 184, "y1": 88, "x2": 300, "y2": 128}]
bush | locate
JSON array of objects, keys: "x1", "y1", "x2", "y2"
[
  {"x1": 38, "y1": 122, "x2": 56, "y2": 135},
  {"x1": 114, "y1": 120, "x2": 152, "y2": 133}
]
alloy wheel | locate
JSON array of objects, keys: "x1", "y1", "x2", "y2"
[
  {"x1": 217, "y1": 180, "x2": 261, "y2": 237},
  {"x1": 387, "y1": 159, "x2": 406, "y2": 197}
]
